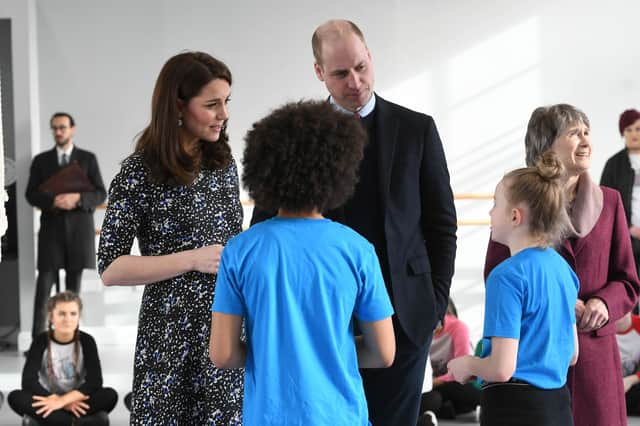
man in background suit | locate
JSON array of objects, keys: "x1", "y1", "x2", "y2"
[
  {"x1": 251, "y1": 20, "x2": 457, "y2": 426},
  {"x1": 25, "y1": 112, "x2": 106, "y2": 339}
]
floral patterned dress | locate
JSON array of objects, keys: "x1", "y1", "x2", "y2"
[{"x1": 98, "y1": 155, "x2": 244, "y2": 425}]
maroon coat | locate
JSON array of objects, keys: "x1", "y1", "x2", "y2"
[{"x1": 485, "y1": 187, "x2": 640, "y2": 426}]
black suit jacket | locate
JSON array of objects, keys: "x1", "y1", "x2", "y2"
[
  {"x1": 251, "y1": 94, "x2": 457, "y2": 346},
  {"x1": 25, "y1": 146, "x2": 106, "y2": 271}
]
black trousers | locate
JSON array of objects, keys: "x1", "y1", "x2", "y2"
[
  {"x1": 360, "y1": 318, "x2": 431, "y2": 426},
  {"x1": 626, "y1": 382, "x2": 640, "y2": 415},
  {"x1": 481, "y1": 382, "x2": 573, "y2": 426},
  {"x1": 32, "y1": 269, "x2": 83, "y2": 339},
  {"x1": 8, "y1": 387, "x2": 117, "y2": 425},
  {"x1": 420, "y1": 381, "x2": 481, "y2": 419}
]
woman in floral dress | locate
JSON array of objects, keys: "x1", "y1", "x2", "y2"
[{"x1": 98, "y1": 52, "x2": 243, "y2": 425}]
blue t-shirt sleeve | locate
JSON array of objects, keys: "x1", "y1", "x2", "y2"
[
  {"x1": 483, "y1": 269, "x2": 523, "y2": 340},
  {"x1": 211, "y1": 244, "x2": 244, "y2": 316},
  {"x1": 354, "y1": 245, "x2": 394, "y2": 322}
]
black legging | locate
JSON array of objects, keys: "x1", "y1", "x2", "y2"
[
  {"x1": 32, "y1": 269, "x2": 83, "y2": 339},
  {"x1": 8, "y1": 387, "x2": 117, "y2": 426},
  {"x1": 420, "y1": 381, "x2": 480, "y2": 419},
  {"x1": 627, "y1": 382, "x2": 640, "y2": 415}
]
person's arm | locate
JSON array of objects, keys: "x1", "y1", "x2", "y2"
[
  {"x1": 32, "y1": 390, "x2": 89, "y2": 419},
  {"x1": 22, "y1": 334, "x2": 51, "y2": 396},
  {"x1": 98, "y1": 157, "x2": 224, "y2": 286},
  {"x1": 420, "y1": 117, "x2": 457, "y2": 322},
  {"x1": 355, "y1": 317, "x2": 395, "y2": 368},
  {"x1": 77, "y1": 332, "x2": 103, "y2": 395},
  {"x1": 25, "y1": 155, "x2": 55, "y2": 211},
  {"x1": 434, "y1": 317, "x2": 472, "y2": 382},
  {"x1": 624, "y1": 373, "x2": 640, "y2": 393},
  {"x1": 570, "y1": 324, "x2": 579, "y2": 365},
  {"x1": 447, "y1": 337, "x2": 518, "y2": 383},
  {"x1": 590, "y1": 191, "x2": 640, "y2": 335},
  {"x1": 209, "y1": 312, "x2": 246, "y2": 369},
  {"x1": 101, "y1": 244, "x2": 223, "y2": 286},
  {"x1": 209, "y1": 244, "x2": 245, "y2": 368}
]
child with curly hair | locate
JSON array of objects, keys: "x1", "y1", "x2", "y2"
[{"x1": 210, "y1": 100, "x2": 395, "y2": 425}]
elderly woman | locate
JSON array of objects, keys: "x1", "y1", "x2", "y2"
[
  {"x1": 484, "y1": 104, "x2": 640, "y2": 426},
  {"x1": 601, "y1": 109, "x2": 640, "y2": 302}
]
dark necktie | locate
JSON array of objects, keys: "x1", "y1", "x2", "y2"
[{"x1": 61, "y1": 153, "x2": 69, "y2": 166}]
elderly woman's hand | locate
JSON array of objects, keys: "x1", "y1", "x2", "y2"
[{"x1": 577, "y1": 297, "x2": 609, "y2": 332}]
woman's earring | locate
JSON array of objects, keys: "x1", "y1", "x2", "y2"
[{"x1": 178, "y1": 117, "x2": 183, "y2": 127}]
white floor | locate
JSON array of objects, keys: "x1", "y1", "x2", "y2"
[{"x1": 1, "y1": 274, "x2": 640, "y2": 426}]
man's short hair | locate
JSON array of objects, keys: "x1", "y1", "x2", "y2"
[
  {"x1": 312, "y1": 19, "x2": 367, "y2": 66},
  {"x1": 50, "y1": 112, "x2": 75, "y2": 128}
]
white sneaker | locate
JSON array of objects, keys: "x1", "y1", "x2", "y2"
[
  {"x1": 475, "y1": 405, "x2": 481, "y2": 423},
  {"x1": 418, "y1": 410, "x2": 438, "y2": 426}
]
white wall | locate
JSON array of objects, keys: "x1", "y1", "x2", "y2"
[{"x1": 24, "y1": 0, "x2": 640, "y2": 341}]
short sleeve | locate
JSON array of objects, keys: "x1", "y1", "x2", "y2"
[
  {"x1": 97, "y1": 156, "x2": 147, "y2": 274},
  {"x1": 212, "y1": 241, "x2": 245, "y2": 316},
  {"x1": 354, "y1": 245, "x2": 394, "y2": 322},
  {"x1": 483, "y1": 269, "x2": 523, "y2": 340}
]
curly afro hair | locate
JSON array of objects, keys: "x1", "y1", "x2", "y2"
[{"x1": 242, "y1": 100, "x2": 367, "y2": 213}]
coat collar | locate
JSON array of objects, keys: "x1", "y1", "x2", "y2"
[{"x1": 566, "y1": 172, "x2": 603, "y2": 239}]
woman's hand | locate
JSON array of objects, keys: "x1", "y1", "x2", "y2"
[
  {"x1": 64, "y1": 398, "x2": 90, "y2": 418},
  {"x1": 32, "y1": 394, "x2": 66, "y2": 418},
  {"x1": 191, "y1": 244, "x2": 224, "y2": 274},
  {"x1": 447, "y1": 355, "x2": 474, "y2": 383},
  {"x1": 577, "y1": 297, "x2": 609, "y2": 332}
]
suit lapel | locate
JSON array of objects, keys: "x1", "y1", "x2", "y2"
[{"x1": 374, "y1": 95, "x2": 398, "y2": 209}]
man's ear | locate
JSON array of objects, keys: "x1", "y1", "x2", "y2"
[{"x1": 314, "y1": 62, "x2": 325, "y2": 82}]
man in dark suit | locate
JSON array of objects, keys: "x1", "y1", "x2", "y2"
[
  {"x1": 25, "y1": 112, "x2": 106, "y2": 339},
  {"x1": 251, "y1": 20, "x2": 457, "y2": 426}
]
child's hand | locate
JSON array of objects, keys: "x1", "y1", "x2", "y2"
[
  {"x1": 191, "y1": 244, "x2": 224, "y2": 274},
  {"x1": 447, "y1": 355, "x2": 473, "y2": 383},
  {"x1": 32, "y1": 394, "x2": 66, "y2": 418},
  {"x1": 64, "y1": 398, "x2": 90, "y2": 418},
  {"x1": 575, "y1": 299, "x2": 585, "y2": 323}
]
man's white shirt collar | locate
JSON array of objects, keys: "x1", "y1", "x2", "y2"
[
  {"x1": 330, "y1": 94, "x2": 376, "y2": 118},
  {"x1": 56, "y1": 144, "x2": 74, "y2": 164}
]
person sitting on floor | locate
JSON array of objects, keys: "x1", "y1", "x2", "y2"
[
  {"x1": 418, "y1": 299, "x2": 480, "y2": 425},
  {"x1": 616, "y1": 311, "x2": 640, "y2": 416},
  {"x1": 8, "y1": 291, "x2": 117, "y2": 425}
]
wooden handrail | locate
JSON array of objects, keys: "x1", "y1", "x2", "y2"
[{"x1": 94, "y1": 193, "x2": 493, "y2": 232}]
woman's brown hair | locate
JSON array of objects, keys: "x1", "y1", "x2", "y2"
[
  {"x1": 503, "y1": 150, "x2": 569, "y2": 246},
  {"x1": 135, "y1": 51, "x2": 233, "y2": 185},
  {"x1": 46, "y1": 291, "x2": 83, "y2": 388}
]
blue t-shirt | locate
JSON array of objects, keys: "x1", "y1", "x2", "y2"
[
  {"x1": 481, "y1": 247, "x2": 578, "y2": 389},
  {"x1": 212, "y1": 217, "x2": 394, "y2": 425}
]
